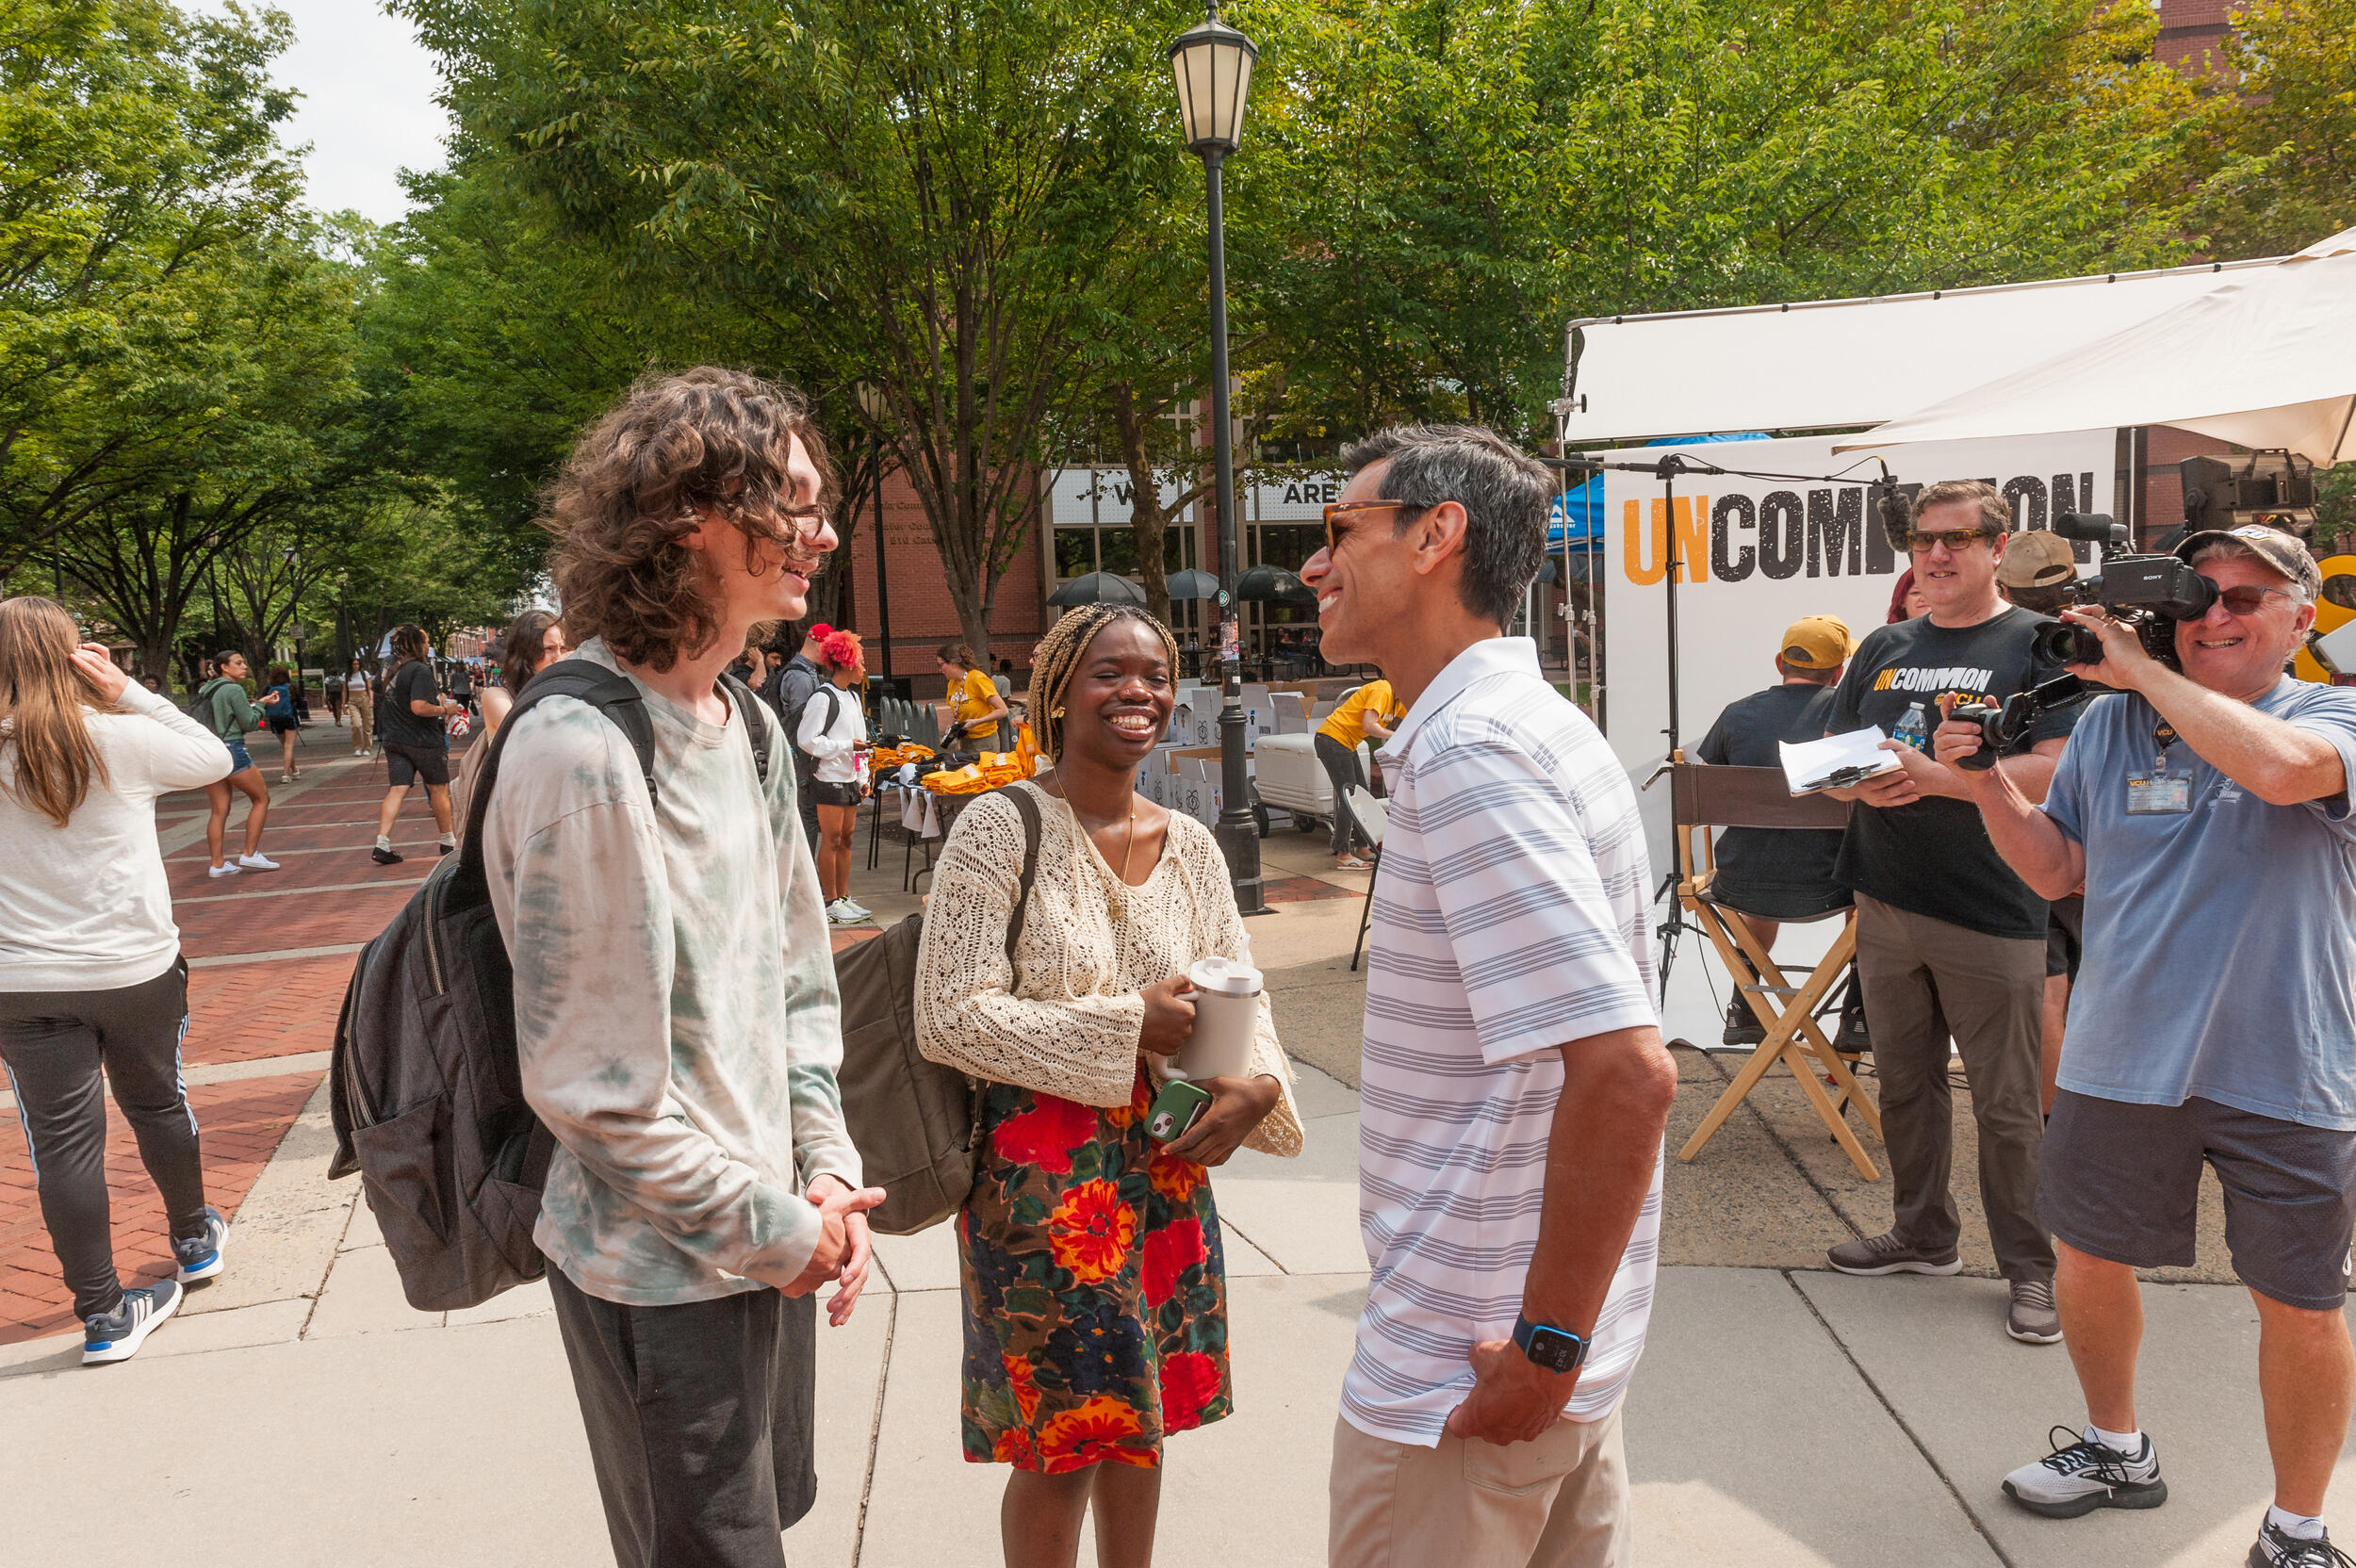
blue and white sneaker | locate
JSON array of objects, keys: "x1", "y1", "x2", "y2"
[
  {"x1": 82, "y1": 1279, "x2": 182, "y2": 1366},
  {"x1": 172, "y1": 1204, "x2": 227, "y2": 1283}
]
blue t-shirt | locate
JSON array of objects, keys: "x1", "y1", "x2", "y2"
[{"x1": 2043, "y1": 678, "x2": 2356, "y2": 1129}]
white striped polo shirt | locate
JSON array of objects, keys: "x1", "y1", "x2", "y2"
[{"x1": 1342, "y1": 636, "x2": 1662, "y2": 1446}]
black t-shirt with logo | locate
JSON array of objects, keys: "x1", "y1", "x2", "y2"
[
  {"x1": 1826, "y1": 605, "x2": 2083, "y2": 939},
  {"x1": 376, "y1": 660, "x2": 447, "y2": 753},
  {"x1": 1695, "y1": 682, "x2": 1847, "y2": 919}
]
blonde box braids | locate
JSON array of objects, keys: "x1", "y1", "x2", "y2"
[{"x1": 1026, "y1": 604, "x2": 1179, "y2": 764}]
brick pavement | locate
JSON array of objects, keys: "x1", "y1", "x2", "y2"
[{"x1": 2, "y1": 733, "x2": 474, "y2": 1345}]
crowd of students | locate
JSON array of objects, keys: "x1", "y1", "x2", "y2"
[{"x1": 5, "y1": 365, "x2": 2354, "y2": 1568}]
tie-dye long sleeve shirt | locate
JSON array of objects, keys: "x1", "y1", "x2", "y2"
[{"x1": 480, "y1": 638, "x2": 861, "y2": 1306}]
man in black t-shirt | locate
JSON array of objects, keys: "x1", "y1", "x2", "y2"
[
  {"x1": 1821, "y1": 480, "x2": 2085, "y2": 1348},
  {"x1": 369, "y1": 624, "x2": 465, "y2": 865},
  {"x1": 1695, "y1": 614, "x2": 1857, "y2": 1044}
]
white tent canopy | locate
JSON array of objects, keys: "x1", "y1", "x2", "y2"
[
  {"x1": 1834, "y1": 227, "x2": 2356, "y2": 465},
  {"x1": 1551, "y1": 257, "x2": 2278, "y2": 446}
]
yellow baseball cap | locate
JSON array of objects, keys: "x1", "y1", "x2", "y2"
[{"x1": 1780, "y1": 614, "x2": 1858, "y2": 670}]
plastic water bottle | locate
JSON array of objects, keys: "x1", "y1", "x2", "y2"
[{"x1": 1893, "y1": 702, "x2": 1930, "y2": 753}]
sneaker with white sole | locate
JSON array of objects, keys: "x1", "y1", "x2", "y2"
[
  {"x1": 2007, "y1": 1278, "x2": 2064, "y2": 1344},
  {"x1": 207, "y1": 862, "x2": 241, "y2": 878},
  {"x1": 235, "y1": 852, "x2": 279, "y2": 871},
  {"x1": 82, "y1": 1280, "x2": 182, "y2": 1365},
  {"x1": 826, "y1": 899, "x2": 870, "y2": 925},
  {"x1": 2002, "y1": 1426, "x2": 2166, "y2": 1518},
  {"x1": 840, "y1": 897, "x2": 872, "y2": 918},
  {"x1": 172, "y1": 1204, "x2": 227, "y2": 1283},
  {"x1": 2252, "y1": 1520, "x2": 2355, "y2": 1567},
  {"x1": 1826, "y1": 1230, "x2": 1963, "y2": 1276}
]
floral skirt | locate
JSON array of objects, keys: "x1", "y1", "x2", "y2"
[{"x1": 957, "y1": 1066, "x2": 1232, "y2": 1472}]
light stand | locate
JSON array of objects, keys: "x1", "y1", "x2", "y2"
[{"x1": 1169, "y1": 6, "x2": 1265, "y2": 914}]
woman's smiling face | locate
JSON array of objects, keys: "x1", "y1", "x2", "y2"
[{"x1": 1060, "y1": 618, "x2": 1174, "y2": 769}]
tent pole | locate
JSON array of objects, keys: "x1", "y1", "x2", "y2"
[{"x1": 1661, "y1": 462, "x2": 1682, "y2": 756}]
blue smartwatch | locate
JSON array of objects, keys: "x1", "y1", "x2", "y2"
[{"x1": 1512, "y1": 1314, "x2": 1589, "y2": 1375}]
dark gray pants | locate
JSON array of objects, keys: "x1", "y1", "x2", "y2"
[
  {"x1": 548, "y1": 1268, "x2": 818, "y2": 1568},
  {"x1": 1316, "y1": 733, "x2": 1372, "y2": 857},
  {"x1": 0, "y1": 959, "x2": 205, "y2": 1320},
  {"x1": 1855, "y1": 893, "x2": 2053, "y2": 1282}
]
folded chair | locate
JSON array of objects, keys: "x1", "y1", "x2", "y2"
[
  {"x1": 1345, "y1": 786, "x2": 1386, "y2": 972},
  {"x1": 1668, "y1": 760, "x2": 1884, "y2": 1180}
]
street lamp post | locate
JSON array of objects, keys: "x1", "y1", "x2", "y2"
[
  {"x1": 1168, "y1": 5, "x2": 1266, "y2": 915},
  {"x1": 857, "y1": 382, "x2": 894, "y2": 691}
]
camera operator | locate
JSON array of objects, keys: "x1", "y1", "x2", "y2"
[
  {"x1": 1938, "y1": 523, "x2": 2356, "y2": 1565},
  {"x1": 1819, "y1": 480, "x2": 2082, "y2": 1348}
]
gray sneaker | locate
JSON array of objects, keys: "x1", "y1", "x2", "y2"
[
  {"x1": 1826, "y1": 1230, "x2": 1962, "y2": 1276},
  {"x1": 2251, "y1": 1519, "x2": 2355, "y2": 1567},
  {"x1": 2007, "y1": 1278, "x2": 2064, "y2": 1344},
  {"x1": 2003, "y1": 1426, "x2": 2165, "y2": 1517}
]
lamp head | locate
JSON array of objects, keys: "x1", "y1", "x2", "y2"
[{"x1": 1167, "y1": 8, "x2": 1258, "y2": 155}]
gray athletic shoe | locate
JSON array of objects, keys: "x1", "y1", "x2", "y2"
[
  {"x1": 1826, "y1": 1230, "x2": 1962, "y2": 1276},
  {"x1": 2007, "y1": 1278, "x2": 2064, "y2": 1344},
  {"x1": 2003, "y1": 1426, "x2": 2166, "y2": 1518},
  {"x1": 2251, "y1": 1519, "x2": 2355, "y2": 1567}
]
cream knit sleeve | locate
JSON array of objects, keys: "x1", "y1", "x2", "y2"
[
  {"x1": 1169, "y1": 816, "x2": 1303, "y2": 1158},
  {"x1": 912, "y1": 792, "x2": 1146, "y2": 1108}
]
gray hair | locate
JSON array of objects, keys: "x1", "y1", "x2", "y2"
[
  {"x1": 2190, "y1": 538, "x2": 2318, "y2": 603},
  {"x1": 1340, "y1": 424, "x2": 1553, "y2": 628}
]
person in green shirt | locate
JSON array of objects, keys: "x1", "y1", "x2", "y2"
[{"x1": 194, "y1": 651, "x2": 275, "y2": 877}]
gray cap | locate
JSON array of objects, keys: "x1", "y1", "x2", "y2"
[{"x1": 2174, "y1": 523, "x2": 2322, "y2": 599}]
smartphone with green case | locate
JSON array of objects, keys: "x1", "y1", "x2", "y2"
[{"x1": 1147, "y1": 1080, "x2": 1213, "y2": 1143}]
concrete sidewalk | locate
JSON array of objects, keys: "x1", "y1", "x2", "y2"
[{"x1": 3, "y1": 789, "x2": 2348, "y2": 1564}]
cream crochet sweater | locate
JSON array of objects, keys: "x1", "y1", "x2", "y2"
[{"x1": 913, "y1": 781, "x2": 1302, "y2": 1158}]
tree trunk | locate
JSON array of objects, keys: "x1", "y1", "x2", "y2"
[{"x1": 1112, "y1": 384, "x2": 1170, "y2": 629}]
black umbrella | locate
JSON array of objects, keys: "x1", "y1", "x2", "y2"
[
  {"x1": 1163, "y1": 568, "x2": 1221, "y2": 601},
  {"x1": 1047, "y1": 572, "x2": 1146, "y2": 607},
  {"x1": 1235, "y1": 563, "x2": 1317, "y2": 606}
]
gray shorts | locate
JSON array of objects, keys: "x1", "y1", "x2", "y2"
[{"x1": 2041, "y1": 1089, "x2": 2356, "y2": 1310}]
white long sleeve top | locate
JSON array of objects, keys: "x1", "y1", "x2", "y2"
[
  {"x1": 794, "y1": 681, "x2": 867, "y2": 785},
  {"x1": 0, "y1": 684, "x2": 233, "y2": 991}
]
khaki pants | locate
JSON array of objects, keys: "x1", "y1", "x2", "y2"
[
  {"x1": 1854, "y1": 892, "x2": 2053, "y2": 1282},
  {"x1": 347, "y1": 688, "x2": 373, "y2": 751},
  {"x1": 1329, "y1": 1407, "x2": 1629, "y2": 1568}
]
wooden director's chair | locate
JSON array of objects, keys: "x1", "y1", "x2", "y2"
[{"x1": 1668, "y1": 760, "x2": 1886, "y2": 1181}]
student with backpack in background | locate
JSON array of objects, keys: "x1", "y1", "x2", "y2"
[
  {"x1": 261, "y1": 662, "x2": 301, "y2": 783},
  {"x1": 195, "y1": 650, "x2": 276, "y2": 878},
  {"x1": 777, "y1": 621, "x2": 832, "y2": 851},
  {"x1": 476, "y1": 368, "x2": 882, "y2": 1568},
  {"x1": 797, "y1": 629, "x2": 872, "y2": 925},
  {"x1": 368, "y1": 624, "x2": 464, "y2": 865},
  {"x1": 0, "y1": 597, "x2": 236, "y2": 1364}
]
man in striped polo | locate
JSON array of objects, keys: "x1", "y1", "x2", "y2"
[{"x1": 1301, "y1": 425, "x2": 1679, "y2": 1567}]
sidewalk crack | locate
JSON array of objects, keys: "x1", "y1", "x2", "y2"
[
  {"x1": 1778, "y1": 1269, "x2": 2017, "y2": 1568},
  {"x1": 851, "y1": 1292, "x2": 896, "y2": 1568}
]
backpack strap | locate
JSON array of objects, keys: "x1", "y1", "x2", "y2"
[
  {"x1": 450, "y1": 658, "x2": 658, "y2": 899},
  {"x1": 1000, "y1": 783, "x2": 1043, "y2": 963},
  {"x1": 718, "y1": 670, "x2": 772, "y2": 784}
]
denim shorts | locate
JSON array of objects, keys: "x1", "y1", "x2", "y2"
[{"x1": 222, "y1": 737, "x2": 254, "y2": 775}]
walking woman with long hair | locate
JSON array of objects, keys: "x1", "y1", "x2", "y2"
[
  {"x1": 0, "y1": 597, "x2": 238, "y2": 1364},
  {"x1": 914, "y1": 604, "x2": 1302, "y2": 1568},
  {"x1": 449, "y1": 610, "x2": 566, "y2": 837},
  {"x1": 368, "y1": 623, "x2": 464, "y2": 865},
  {"x1": 261, "y1": 662, "x2": 301, "y2": 783},
  {"x1": 797, "y1": 628, "x2": 871, "y2": 924}
]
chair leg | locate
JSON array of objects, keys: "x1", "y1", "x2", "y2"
[{"x1": 1350, "y1": 857, "x2": 1378, "y2": 972}]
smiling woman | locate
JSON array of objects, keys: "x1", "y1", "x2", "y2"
[{"x1": 912, "y1": 602, "x2": 1301, "y2": 1567}]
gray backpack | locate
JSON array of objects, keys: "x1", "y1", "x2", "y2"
[
  {"x1": 833, "y1": 786, "x2": 1039, "y2": 1234},
  {"x1": 327, "y1": 660, "x2": 770, "y2": 1310}
]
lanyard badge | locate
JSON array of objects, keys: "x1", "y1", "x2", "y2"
[{"x1": 2127, "y1": 717, "x2": 2191, "y2": 815}]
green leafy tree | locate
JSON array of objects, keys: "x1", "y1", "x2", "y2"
[{"x1": 2194, "y1": 0, "x2": 2356, "y2": 257}]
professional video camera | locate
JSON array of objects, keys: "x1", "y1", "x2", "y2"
[
  {"x1": 1949, "y1": 676, "x2": 2089, "y2": 772},
  {"x1": 2026, "y1": 512, "x2": 2214, "y2": 670}
]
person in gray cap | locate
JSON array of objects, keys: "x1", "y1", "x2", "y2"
[
  {"x1": 1936, "y1": 523, "x2": 2356, "y2": 1567},
  {"x1": 1995, "y1": 527, "x2": 2090, "y2": 1113}
]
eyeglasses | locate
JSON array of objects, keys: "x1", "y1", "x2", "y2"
[
  {"x1": 2204, "y1": 580, "x2": 2295, "y2": 616},
  {"x1": 1905, "y1": 529, "x2": 1996, "y2": 552},
  {"x1": 1321, "y1": 499, "x2": 1423, "y2": 556}
]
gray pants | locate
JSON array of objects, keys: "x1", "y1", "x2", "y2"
[
  {"x1": 1316, "y1": 733, "x2": 1372, "y2": 857},
  {"x1": 1855, "y1": 893, "x2": 2053, "y2": 1282},
  {"x1": 0, "y1": 960, "x2": 205, "y2": 1320},
  {"x1": 548, "y1": 1268, "x2": 818, "y2": 1568}
]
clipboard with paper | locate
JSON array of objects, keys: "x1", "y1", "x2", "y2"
[{"x1": 1778, "y1": 727, "x2": 1904, "y2": 797}]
